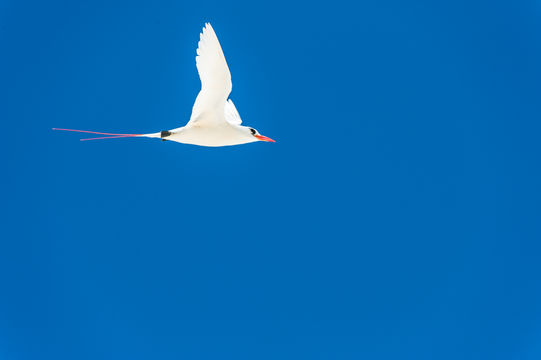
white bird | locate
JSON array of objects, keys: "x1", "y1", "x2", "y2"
[{"x1": 54, "y1": 23, "x2": 275, "y2": 147}]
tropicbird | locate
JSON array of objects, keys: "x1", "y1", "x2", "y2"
[{"x1": 54, "y1": 23, "x2": 275, "y2": 147}]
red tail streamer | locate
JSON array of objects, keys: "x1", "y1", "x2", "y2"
[
  {"x1": 52, "y1": 128, "x2": 142, "y2": 141},
  {"x1": 80, "y1": 135, "x2": 141, "y2": 141}
]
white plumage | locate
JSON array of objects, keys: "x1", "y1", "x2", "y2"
[
  {"x1": 188, "y1": 23, "x2": 233, "y2": 127},
  {"x1": 54, "y1": 23, "x2": 275, "y2": 147}
]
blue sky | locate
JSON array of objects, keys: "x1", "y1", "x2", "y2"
[{"x1": 1, "y1": 0, "x2": 541, "y2": 358}]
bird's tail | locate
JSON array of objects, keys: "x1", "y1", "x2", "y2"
[{"x1": 52, "y1": 128, "x2": 146, "y2": 141}]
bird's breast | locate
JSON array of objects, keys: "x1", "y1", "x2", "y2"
[{"x1": 167, "y1": 124, "x2": 254, "y2": 147}]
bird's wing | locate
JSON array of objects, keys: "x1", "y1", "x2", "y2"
[
  {"x1": 224, "y1": 99, "x2": 242, "y2": 125},
  {"x1": 187, "y1": 23, "x2": 232, "y2": 127}
]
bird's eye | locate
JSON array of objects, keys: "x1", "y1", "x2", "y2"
[{"x1": 250, "y1": 128, "x2": 256, "y2": 135}]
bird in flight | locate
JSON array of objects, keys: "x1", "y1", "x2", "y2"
[{"x1": 54, "y1": 23, "x2": 275, "y2": 147}]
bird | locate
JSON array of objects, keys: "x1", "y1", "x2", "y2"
[{"x1": 53, "y1": 23, "x2": 275, "y2": 147}]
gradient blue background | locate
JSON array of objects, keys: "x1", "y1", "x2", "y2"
[{"x1": 1, "y1": 0, "x2": 541, "y2": 358}]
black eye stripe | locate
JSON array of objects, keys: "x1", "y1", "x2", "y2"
[{"x1": 250, "y1": 128, "x2": 256, "y2": 135}]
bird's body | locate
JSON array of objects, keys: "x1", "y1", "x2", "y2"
[
  {"x1": 146, "y1": 122, "x2": 258, "y2": 147},
  {"x1": 54, "y1": 23, "x2": 274, "y2": 146},
  {"x1": 169, "y1": 124, "x2": 257, "y2": 147}
]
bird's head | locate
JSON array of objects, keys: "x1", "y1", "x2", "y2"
[{"x1": 248, "y1": 127, "x2": 275, "y2": 143}]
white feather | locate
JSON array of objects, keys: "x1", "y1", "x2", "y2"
[
  {"x1": 187, "y1": 23, "x2": 232, "y2": 127},
  {"x1": 224, "y1": 99, "x2": 242, "y2": 125}
]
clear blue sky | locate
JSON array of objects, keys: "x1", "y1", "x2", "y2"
[{"x1": 1, "y1": 0, "x2": 541, "y2": 358}]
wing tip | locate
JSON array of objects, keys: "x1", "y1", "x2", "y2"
[
  {"x1": 201, "y1": 22, "x2": 215, "y2": 36},
  {"x1": 197, "y1": 22, "x2": 219, "y2": 60}
]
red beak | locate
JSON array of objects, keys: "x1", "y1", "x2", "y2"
[{"x1": 255, "y1": 134, "x2": 276, "y2": 142}]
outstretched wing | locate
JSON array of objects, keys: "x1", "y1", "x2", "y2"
[
  {"x1": 224, "y1": 99, "x2": 242, "y2": 125},
  {"x1": 187, "y1": 23, "x2": 232, "y2": 126}
]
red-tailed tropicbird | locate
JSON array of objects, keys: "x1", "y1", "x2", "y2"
[{"x1": 54, "y1": 23, "x2": 275, "y2": 147}]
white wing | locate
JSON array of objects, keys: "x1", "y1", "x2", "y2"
[
  {"x1": 187, "y1": 23, "x2": 232, "y2": 126},
  {"x1": 224, "y1": 99, "x2": 242, "y2": 125}
]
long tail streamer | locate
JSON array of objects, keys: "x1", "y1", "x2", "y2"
[{"x1": 52, "y1": 128, "x2": 142, "y2": 141}]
